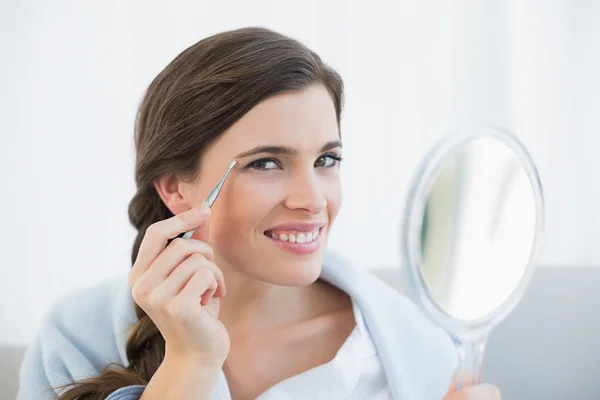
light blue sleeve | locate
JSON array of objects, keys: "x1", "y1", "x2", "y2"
[
  {"x1": 17, "y1": 276, "x2": 140, "y2": 399},
  {"x1": 18, "y1": 309, "x2": 146, "y2": 400},
  {"x1": 17, "y1": 335, "x2": 55, "y2": 400},
  {"x1": 17, "y1": 313, "x2": 93, "y2": 399},
  {"x1": 105, "y1": 385, "x2": 146, "y2": 400}
]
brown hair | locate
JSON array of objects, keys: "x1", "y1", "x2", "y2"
[{"x1": 56, "y1": 27, "x2": 344, "y2": 399}]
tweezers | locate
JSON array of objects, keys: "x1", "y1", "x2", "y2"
[{"x1": 181, "y1": 160, "x2": 237, "y2": 239}]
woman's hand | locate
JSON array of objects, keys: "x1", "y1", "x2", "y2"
[
  {"x1": 128, "y1": 205, "x2": 230, "y2": 364},
  {"x1": 444, "y1": 385, "x2": 500, "y2": 399},
  {"x1": 443, "y1": 374, "x2": 501, "y2": 400}
]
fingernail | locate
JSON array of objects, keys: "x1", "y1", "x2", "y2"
[
  {"x1": 195, "y1": 204, "x2": 210, "y2": 217},
  {"x1": 467, "y1": 384, "x2": 501, "y2": 400}
]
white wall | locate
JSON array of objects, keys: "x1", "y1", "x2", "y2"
[{"x1": 2, "y1": 0, "x2": 599, "y2": 346}]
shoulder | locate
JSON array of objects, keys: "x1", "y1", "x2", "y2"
[
  {"x1": 321, "y1": 249, "x2": 431, "y2": 323},
  {"x1": 18, "y1": 274, "x2": 135, "y2": 397},
  {"x1": 322, "y1": 250, "x2": 456, "y2": 398},
  {"x1": 44, "y1": 273, "x2": 136, "y2": 366},
  {"x1": 46, "y1": 273, "x2": 136, "y2": 336}
]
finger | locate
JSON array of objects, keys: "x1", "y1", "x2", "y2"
[
  {"x1": 145, "y1": 255, "x2": 202, "y2": 311},
  {"x1": 138, "y1": 238, "x2": 215, "y2": 290},
  {"x1": 198, "y1": 258, "x2": 226, "y2": 298},
  {"x1": 446, "y1": 371, "x2": 478, "y2": 394},
  {"x1": 446, "y1": 373, "x2": 458, "y2": 394},
  {"x1": 204, "y1": 295, "x2": 221, "y2": 319},
  {"x1": 130, "y1": 206, "x2": 210, "y2": 285},
  {"x1": 444, "y1": 384, "x2": 500, "y2": 400},
  {"x1": 156, "y1": 243, "x2": 224, "y2": 297},
  {"x1": 190, "y1": 205, "x2": 210, "y2": 243},
  {"x1": 200, "y1": 286, "x2": 217, "y2": 307},
  {"x1": 133, "y1": 242, "x2": 221, "y2": 308},
  {"x1": 158, "y1": 252, "x2": 225, "y2": 299},
  {"x1": 177, "y1": 267, "x2": 219, "y2": 309}
]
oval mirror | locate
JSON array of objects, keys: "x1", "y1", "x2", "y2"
[{"x1": 401, "y1": 126, "x2": 544, "y2": 388}]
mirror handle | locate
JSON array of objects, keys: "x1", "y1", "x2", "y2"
[{"x1": 452, "y1": 333, "x2": 487, "y2": 390}]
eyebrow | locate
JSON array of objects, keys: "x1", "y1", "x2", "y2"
[{"x1": 235, "y1": 140, "x2": 342, "y2": 159}]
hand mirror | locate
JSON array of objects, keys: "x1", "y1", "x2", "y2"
[{"x1": 401, "y1": 126, "x2": 544, "y2": 388}]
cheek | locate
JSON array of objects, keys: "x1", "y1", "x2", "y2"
[
  {"x1": 215, "y1": 176, "x2": 285, "y2": 236},
  {"x1": 322, "y1": 173, "x2": 342, "y2": 219}
]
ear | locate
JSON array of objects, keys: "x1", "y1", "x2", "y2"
[{"x1": 153, "y1": 174, "x2": 192, "y2": 216}]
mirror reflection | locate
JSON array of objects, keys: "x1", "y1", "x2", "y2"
[{"x1": 419, "y1": 137, "x2": 537, "y2": 321}]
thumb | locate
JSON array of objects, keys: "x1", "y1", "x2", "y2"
[
  {"x1": 444, "y1": 371, "x2": 500, "y2": 399},
  {"x1": 444, "y1": 384, "x2": 501, "y2": 400},
  {"x1": 190, "y1": 204, "x2": 211, "y2": 242},
  {"x1": 205, "y1": 296, "x2": 221, "y2": 318},
  {"x1": 446, "y1": 371, "x2": 474, "y2": 394}
]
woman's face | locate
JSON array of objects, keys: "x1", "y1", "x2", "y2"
[{"x1": 187, "y1": 85, "x2": 342, "y2": 286}]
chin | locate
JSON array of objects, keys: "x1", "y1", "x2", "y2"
[
  {"x1": 257, "y1": 254, "x2": 324, "y2": 287},
  {"x1": 280, "y1": 258, "x2": 323, "y2": 286}
]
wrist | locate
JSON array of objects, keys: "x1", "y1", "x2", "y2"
[
  {"x1": 141, "y1": 352, "x2": 224, "y2": 400},
  {"x1": 164, "y1": 349, "x2": 225, "y2": 373}
]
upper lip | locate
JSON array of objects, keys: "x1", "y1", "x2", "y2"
[{"x1": 265, "y1": 221, "x2": 327, "y2": 232}]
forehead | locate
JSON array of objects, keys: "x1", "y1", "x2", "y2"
[{"x1": 210, "y1": 85, "x2": 340, "y2": 156}]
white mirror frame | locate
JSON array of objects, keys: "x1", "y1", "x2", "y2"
[{"x1": 400, "y1": 125, "x2": 545, "y2": 340}]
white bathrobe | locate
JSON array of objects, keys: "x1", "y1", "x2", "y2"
[{"x1": 18, "y1": 250, "x2": 457, "y2": 399}]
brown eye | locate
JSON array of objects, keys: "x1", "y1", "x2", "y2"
[
  {"x1": 247, "y1": 158, "x2": 279, "y2": 170},
  {"x1": 315, "y1": 154, "x2": 343, "y2": 168}
]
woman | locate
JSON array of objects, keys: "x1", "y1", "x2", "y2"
[{"x1": 18, "y1": 27, "x2": 500, "y2": 400}]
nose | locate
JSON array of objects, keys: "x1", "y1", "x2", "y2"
[{"x1": 283, "y1": 169, "x2": 327, "y2": 215}]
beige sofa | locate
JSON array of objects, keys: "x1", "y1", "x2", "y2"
[{"x1": 3, "y1": 267, "x2": 600, "y2": 399}]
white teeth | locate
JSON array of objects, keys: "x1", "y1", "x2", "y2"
[{"x1": 268, "y1": 229, "x2": 322, "y2": 244}]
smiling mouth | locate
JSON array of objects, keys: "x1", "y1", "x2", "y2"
[{"x1": 264, "y1": 227, "x2": 322, "y2": 244}]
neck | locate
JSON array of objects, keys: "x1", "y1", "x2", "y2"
[
  {"x1": 217, "y1": 263, "x2": 349, "y2": 340},
  {"x1": 218, "y1": 269, "x2": 307, "y2": 337}
]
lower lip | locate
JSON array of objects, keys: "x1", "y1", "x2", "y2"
[{"x1": 265, "y1": 230, "x2": 322, "y2": 255}]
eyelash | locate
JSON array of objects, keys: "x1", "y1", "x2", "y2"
[{"x1": 245, "y1": 153, "x2": 344, "y2": 171}]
